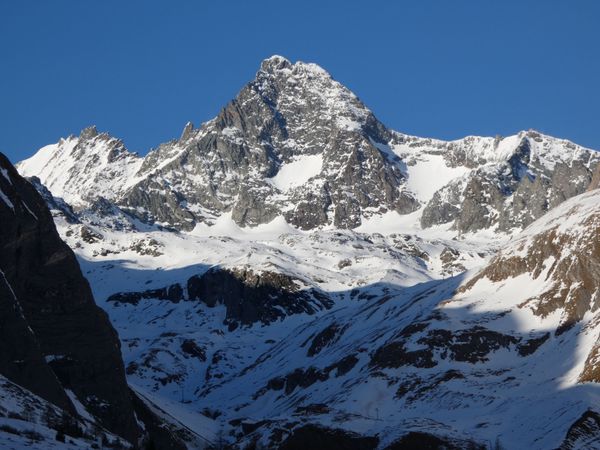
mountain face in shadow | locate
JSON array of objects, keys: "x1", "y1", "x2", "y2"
[{"x1": 0, "y1": 153, "x2": 190, "y2": 448}]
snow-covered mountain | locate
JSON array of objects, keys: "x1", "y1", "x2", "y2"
[
  {"x1": 18, "y1": 126, "x2": 143, "y2": 208},
  {"x1": 0, "y1": 153, "x2": 206, "y2": 449},
  {"x1": 19, "y1": 55, "x2": 599, "y2": 234},
  {"x1": 12, "y1": 56, "x2": 600, "y2": 448}
]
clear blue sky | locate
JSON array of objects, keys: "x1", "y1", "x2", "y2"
[{"x1": 1, "y1": 1, "x2": 599, "y2": 163}]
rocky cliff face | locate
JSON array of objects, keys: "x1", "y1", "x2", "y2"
[
  {"x1": 107, "y1": 266, "x2": 333, "y2": 327},
  {"x1": 114, "y1": 55, "x2": 421, "y2": 230},
  {"x1": 460, "y1": 188, "x2": 600, "y2": 335},
  {"x1": 0, "y1": 270, "x2": 74, "y2": 414},
  {"x1": 400, "y1": 130, "x2": 599, "y2": 233},
  {"x1": 0, "y1": 153, "x2": 142, "y2": 442},
  {"x1": 0, "y1": 153, "x2": 194, "y2": 448}
]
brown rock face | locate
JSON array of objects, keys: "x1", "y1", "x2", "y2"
[
  {"x1": 579, "y1": 337, "x2": 600, "y2": 383},
  {"x1": 0, "y1": 153, "x2": 140, "y2": 442},
  {"x1": 458, "y1": 189, "x2": 600, "y2": 384},
  {"x1": 460, "y1": 206, "x2": 600, "y2": 334},
  {"x1": 558, "y1": 409, "x2": 600, "y2": 450}
]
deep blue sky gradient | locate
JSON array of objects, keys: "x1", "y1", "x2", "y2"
[{"x1": 1, "y1": 0, "x2": 599, "y2": 163}]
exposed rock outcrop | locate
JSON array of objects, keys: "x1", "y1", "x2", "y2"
[
  {"x1": 557, "y1": 409, "x2": 600, "y2": 450},
  {"x1": 188, "y1": 266, "x2": 333, "y2": 325},
  {"x1": 107, "y1": 266, "x2": 332, "y2": 326},
  {"x1": 417, "y1": 131, "x2": 599, "y2": 233},
  {"x1": 460, "y1": 189, "x2": 600, "y2": 333}
]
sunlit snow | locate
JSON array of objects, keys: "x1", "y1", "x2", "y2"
[{"x1": 268, "y1": 154, "x2": 323, "y2": 191}]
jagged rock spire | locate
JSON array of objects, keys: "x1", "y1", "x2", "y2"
[
  {"x1": 259, "y1": 54, "x2": 292, "y2": 73},
  {"x1": 79, "y1": 125, "x2": 99, "y2": 140},
  {"x1": 180, "y1": 121, "x2": 195, "y2": 141}
]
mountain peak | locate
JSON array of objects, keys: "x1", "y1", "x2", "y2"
[
  {"x1": 259, "y1": 54, "x2": 292, "y2": 73},
  {"x1": 18, "y1": 127, "x2": 143, "y2": 207},
  {"x1": 80, "y1": 125, "x2": 99, "y2": 140},
  {"x1": 180, "y1": 121, "x2": 195, "y2": 141},
  {"x1": 258, "y1": 55, "x2": 332, "y2": 82}
]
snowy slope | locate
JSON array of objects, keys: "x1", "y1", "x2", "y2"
[
  {"x1": 267, "y1": 154, "x2": 324, "y2": 191},
  {"x1": 18, "y1": 126, "x2": 142, "y2": 208},
  {"x1": 36, "y1": 196, "x2": 579, "y2": 448},
  {"x1": 32, "y1": 182, "x2": 600, "y2": 449},
  {"x1": 40, "y1": 200, "x2": 496, "y2": 447},
  {"x1": 0, "y1": 375, "x2": 130, "y2": 450},
  {"x1": 112, "y1": 188, "x2": 599, "y2": 449}
]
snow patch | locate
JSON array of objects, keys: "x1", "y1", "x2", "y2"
[
  {"x1": 65, "y1": 389, "x2": 95, "y2": 423},
  {"x1": 405, "y1": 154, "x2": 470, "y2": 202},
  {"x1": 0, "y1": 167, "x2": 11, "y2": 184},
  {"x1": 268, "y1": 154, "x2": 323, "y2": 191},
  {"x1": 0, "y1": 188, "x2": 14, "y2": 211},
  {"x1": 336, "y1": 116, "x2": 362, "y2": 131},
  {"x1": 191, "y1": 213, "x2": 299, "y2": 240}
]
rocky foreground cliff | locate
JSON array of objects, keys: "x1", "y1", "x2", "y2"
[{"x1": 0, "y1": 153, "x2": 208, "y2": 449}]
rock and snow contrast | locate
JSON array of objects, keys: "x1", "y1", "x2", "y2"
[
  {"x1": 3, "y1": 55, "x2": 600, "y2": 449},
  {"x1": 0, "y1": 154, "x2": 207, "y2": 449},
  {"x1": 20, "y1": 55, "x2": 599, "y2": 235}
]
